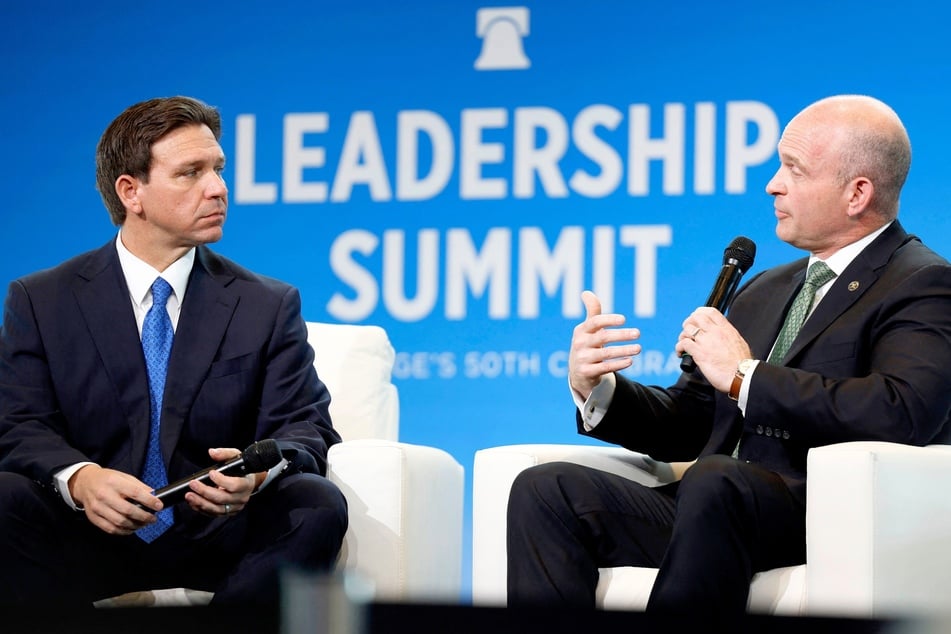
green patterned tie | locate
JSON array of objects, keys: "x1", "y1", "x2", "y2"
[{"x1": 768, "y1": 261, "x2": 836, "y2": 365}]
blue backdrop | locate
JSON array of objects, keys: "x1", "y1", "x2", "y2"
[{"x1": 3, "y1": 0, "x2": 950, "y2": 601}]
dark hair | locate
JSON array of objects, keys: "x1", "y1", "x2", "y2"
[{"x1": 95, "y1": 96, "x2": 222, "y2": 225}]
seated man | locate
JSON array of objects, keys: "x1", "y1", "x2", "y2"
[
  {"x1": 506, "y1": 95, "x2": 951, "y2": 627},
  {"x1": 0, "y1": 96, "x2": 347, "y2": 608}
]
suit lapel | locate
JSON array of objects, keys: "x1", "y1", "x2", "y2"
[
  {"x1": 781, "y1": 221, "x2": 908, "y2": 364},
  {"x1": 161, "y1": 247, "x2": 238, "y2": 459},
  {"x1": 746, "y1": 264, "x2": 806, "y2": 361},
  {"x1": 72, "y1": 242, "x2": 152, "y2": 473}
]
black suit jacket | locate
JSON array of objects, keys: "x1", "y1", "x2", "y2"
[
  {"x1": 581, "y1": 221, "x2": 951, "y2": 493},
  {"x1": 0, "y1": 240, "x2": 340, "y2": 531}
]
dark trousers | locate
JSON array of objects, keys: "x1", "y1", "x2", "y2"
[
  {"x1": 0, "y1": 470, "x2": 348, "y2": 608},
  {"x1": 506, "y1": 455, "x2": 806, "y2": 625}
]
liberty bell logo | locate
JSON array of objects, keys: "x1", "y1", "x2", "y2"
[{"x1": 474, "y1": 7, "x2": 531, "y2": 71}]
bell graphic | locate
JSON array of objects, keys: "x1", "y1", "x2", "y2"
[{"x1": 474, "y1": 7, "x2": 531, "y2": 71}]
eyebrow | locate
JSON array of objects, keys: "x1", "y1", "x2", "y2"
[
  {"x1": 176, "y1": 155, "x2": 226, "y2": 171},
  {"x1": 778, "y1": 150, "x2": 806, "y2": 170}
]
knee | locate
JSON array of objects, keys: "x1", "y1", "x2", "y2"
[
  {"x1": 509, "y1": 462, "x2": 589, "y2": 509},
  {"x1": 291, "y1": 474, "x2": 348, "y2": 525},
  {"x1": 266, "y1": 474, "x2": 348, "y2": 543},
  {"x1": 508, "y1": 462, "x2": 614, "y2": 529},
  {"x1": 677, "y1": 455, "x2": 748, "y2": 510},
  {"x1": 682, "y1": 454, "x2": 743, "y2": 482}
]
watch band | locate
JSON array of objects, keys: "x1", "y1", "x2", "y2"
[
  {"x1": 729, "y1": 359, "x2": 755, "y2": 401},
  {"x1": 729, "y1": 371, "x2": 744, "y2": 401}
]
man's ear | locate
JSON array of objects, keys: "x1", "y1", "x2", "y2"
[
  {"x1": 845, "y1": 176, "x2": 874, "y2": 218},
  {"x1": 115, "y1": 174, "x2": 142, "y2": 217}
]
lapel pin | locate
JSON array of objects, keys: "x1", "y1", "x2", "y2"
[{"x1": 848, "y1": 281, "x2": 860, "y2": 291}]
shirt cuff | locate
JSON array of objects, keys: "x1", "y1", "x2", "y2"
[
  {"x1": 572, "y1": 372, "x2": 617, "y2": 431},
  {"x1": 54, "y1": 462, "x2": 94, "y2": 511}
]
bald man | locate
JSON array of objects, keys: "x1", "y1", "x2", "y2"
[{"x1": 506, "y1": 95, "x2": 951, "y2": 627}]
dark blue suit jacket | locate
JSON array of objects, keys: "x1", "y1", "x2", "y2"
[
  {"x1": 581, "y1": 220, "x2": 951, "y2": 495},
  {"x1": 0, "y1": 240, "x2": 340, "y2": 533}
]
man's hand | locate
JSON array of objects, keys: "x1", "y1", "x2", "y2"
[
  {"x1": 568, "y1": 290, "x2": 642, "y2": 401},
  {"x1": 675, "y1": 306, "x2": 753, "y2": 393},
  {"x1": 69, "y1": 464, "x2": 163, "y2": 535},
  {"x1": 182, "y1": 447, "x2": 261, "y2": 517}
]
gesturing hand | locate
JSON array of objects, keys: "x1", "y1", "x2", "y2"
[{"x1": 568, "y1": 291, "x2": 642, "y2": 401}]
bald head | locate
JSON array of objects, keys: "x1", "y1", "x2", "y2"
[{"x1": 788, "y1": 95, "x2": 911, "y2": 218}]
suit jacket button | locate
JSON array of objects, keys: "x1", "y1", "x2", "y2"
[
  {"x1": 765, "y1": 427, "x2": 773, "y2": 437},
  {"x1": 756, "y1": 425, "x2": 764, "y2": 435}
]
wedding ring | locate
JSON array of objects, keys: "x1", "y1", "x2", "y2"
[
  {"x1": 224, "y1": 503, "x2": 232, "y2": 515},
  {"x1": 691, "y1": 327, "x2": 702, "y2": 338}
]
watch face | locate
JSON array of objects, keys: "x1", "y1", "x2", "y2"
[{"x1": 738, "y1": 359, "x2": 756, "y2": 374}]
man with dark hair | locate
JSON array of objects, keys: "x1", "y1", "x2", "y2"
[
  {"x1": 0, "y1": 96, "x2": 347, "y2": 608},
  {"x1": 506, "y1": 95, "x2": 951, "y2": 627}
]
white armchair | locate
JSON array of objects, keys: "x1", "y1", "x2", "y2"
[
  {"x1": 309, "y1": 322, "x2": 464, "y2": 604},
  {"x1": 97, "y1": 322, "x2": 464, "y2": 607},
  {"x1": 471, "y1": 441, "x2": 951, "y2": 619}
]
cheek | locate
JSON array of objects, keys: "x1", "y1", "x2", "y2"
[{"x1": 792, "y1": 187, "x2": 829, "y2": 217}]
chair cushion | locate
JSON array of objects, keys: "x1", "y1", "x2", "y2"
[
  {"x1": 595, "y1": 565, "x2": 806, "y2": 615},
  {"x1": 306, "y1": 322, "x2": 399, "y2": 441},
  {"x1": 93, "y1": 587, "x2": 214, "y2": 608}
]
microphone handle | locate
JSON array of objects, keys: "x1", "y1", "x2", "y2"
[
  {"x1": 680, "y1": 352, "x2": 698, "y2": 373},
  {"x1": 704, "y1": 262, "x2": 743, "y2": 310},
  {"x1": 150, "y1": 456, "x2": 252, "y2": 508},
  {"x1": 679, "y1": 264, "x2": 744, "y2": 373}
]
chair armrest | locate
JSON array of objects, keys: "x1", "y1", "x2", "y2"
[
  {"x1": 806, "y1": 441, "x2": 951, "y2": 617},
  {"x1": 471, "y1": 443, "x2": 675, "y2": 605},
  {"x1": 327, "y1": 439, "x2": 464, "y2": 603}
]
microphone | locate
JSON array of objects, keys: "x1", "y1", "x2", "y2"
[
  {"x1": 150, "y1": 439, "x2": 283, "y2": 508},
  {"x1": 680, "y1": 236, "x2": 756, "y2": 373}
]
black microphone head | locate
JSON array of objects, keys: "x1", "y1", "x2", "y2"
[
  {"x1": 723, "y1": 236, "x2": 756, "y2": 272},
  {"x1": 242, "y1": 439, "x2": 283, "y2": 472}
]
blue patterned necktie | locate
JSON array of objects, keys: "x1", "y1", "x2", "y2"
[
  {"x1": 137, "y1": 277, "x2": 175, "y2": 542},
  {"x1": 768, "y1": 261, "x2": 837, "y2": 365}
]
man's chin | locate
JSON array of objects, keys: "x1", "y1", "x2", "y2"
[
  {"x1": 195, "y1": 228, "x2": 224, "y2": 245},
  {"x1": 775, "y1": 221, "x2": 792, "y2": 242}
]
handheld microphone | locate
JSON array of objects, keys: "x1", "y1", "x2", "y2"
[
  {"x1": 680, "y1": 236, "x2": 756, "y2": 373},
  {"x1": 150, "y1": 439, "x2": 283, "y2": 508}
]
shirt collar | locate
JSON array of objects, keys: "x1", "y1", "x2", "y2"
[
  {"x1": 809, "y1": 221, "x2": 893, "y2": 276},
  {"x1": 115, "y1": 232, "x2": 196, "y2": 307}
]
